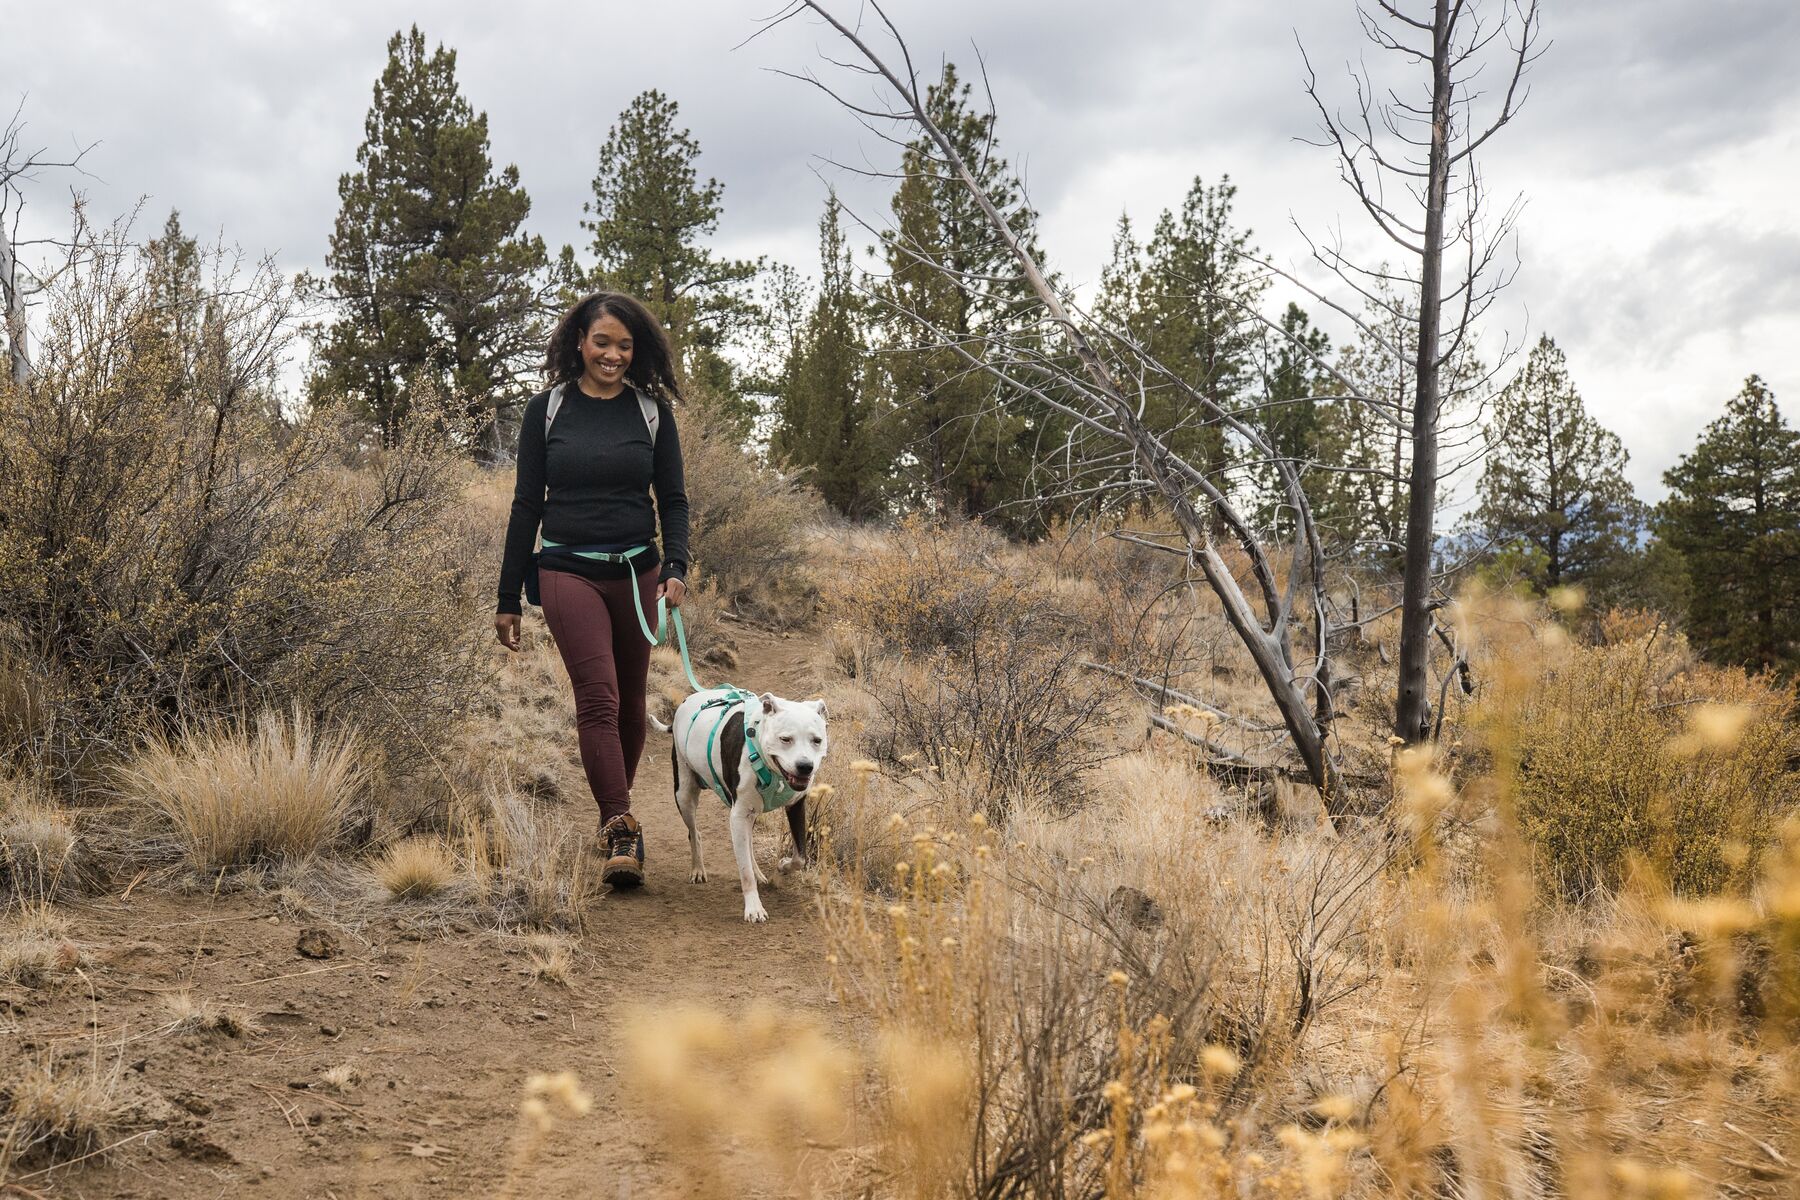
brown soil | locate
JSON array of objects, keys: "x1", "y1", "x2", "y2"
[{"x1": 5, "y1": 621, "x2": 858, "y2": 1198}]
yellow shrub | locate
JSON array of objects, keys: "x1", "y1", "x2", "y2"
[
  {"x1": 374, "y1": 837, "x2": 459, "y2": 899},
  {"x1": 1508, "y1": 621, "x2": 1800, "y2": 896}
]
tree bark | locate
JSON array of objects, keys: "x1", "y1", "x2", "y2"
[{"x1": 1394, "y1": 0, "x2": 1454, "y2": 745}]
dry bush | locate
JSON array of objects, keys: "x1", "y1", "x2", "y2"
[
  {"x1": 116, "y1": 706, "x2": 369, "y2": 871},
  {"x1": 838, "y1": 515, "x2": 1057, "y2": 657},
  {"x1": 0, "y1": 212, "x2": 483, "y2": 786},
  {"x1": 374, "y1": 838, "x2": 459, "y2": 899},
  {"x1": 525, "y1": 933, "x2": 573, "y2": 985},
  {"x1": 678, "y1": 404, "x2": 824, "y2": 619},
  {"x1": 1497, "y1": 610, "x2": 1800, "y2": 897},
  {"x1": 869, "y1": 638, "x2": 1122, "y2": 819}
]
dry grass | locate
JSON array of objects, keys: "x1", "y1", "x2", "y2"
[
  {"x1": 0, "y1": 903, "x2": 79, "y2": 987},
  {"x1": 319, "y1": 1063, "x2": 363, "y2": 1093},
  {"x1": 0, "y1": 776, "x2": 81, "y2": 902},
  {"x1": 374, "y1": 837, "x2": 460, "y2": 899},
  {"x1": 627, "y1": 529, "x2": 1800, "y2": 1198},
  {"x1": 0, "y1": 1051, "x2": 124, "y2": 1172},
  {"x1": 116, "y1": 705, "x2": 368, "y2": 871},
  {"x1": 525, "y1": 933, "x2": 573, "y2": 985},
  {"x1": 160, "y1": 991, "x2": 252, "y2": 1038}
]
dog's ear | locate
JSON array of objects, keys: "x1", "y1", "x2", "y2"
[
  {"x1": 760, "y1": 691, "x2": 779, "y2": 715},
  {"x1": 811, "y1": 698, "x2": 828, "y2": 718}
]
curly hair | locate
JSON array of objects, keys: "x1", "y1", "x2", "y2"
[{"x1": 543, "y1": 292, "x2": 683, "y2": 401}]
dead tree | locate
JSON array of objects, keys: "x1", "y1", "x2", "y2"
[
  {"x1": 1, "y1": 99, "x2": 96, "y2": 387},
  {"x1": 768, "y1": 2, "x2": 1350, "y2": 803},
  {"x1": 1296, "y1": 0, "x2": 1543, "y2": 743}
]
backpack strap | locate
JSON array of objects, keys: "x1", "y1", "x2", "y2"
[{"x1": 544, "y1": 382, "x2": 659, "y2": 442}]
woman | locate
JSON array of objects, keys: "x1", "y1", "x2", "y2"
[{"x1": 494, "y1": 292, "x2": 690, "y2": 889}]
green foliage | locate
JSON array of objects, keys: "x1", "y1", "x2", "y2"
[
  {"x1": 581, "y1": 89, "x2": 761, "y2": 433},
  {"x1": 0, "y1": 214, "x2": 481, "y2": 786},
  {"x1": 771, "y1": 194, "x2": 893, "y2": 518},
  {"x1": 1658, "y1": 376, "x2": 1800, "y2": 674},
  {"x1": 1512, "y1": 624, "x2": 1800, "y2": 897},
  {"x1": 1095, "y1": 177, "x2": 1266, "y2": 486},
  {"x1": 1474, "y1": 335, "x2": 1643, "y2": 591},
  {"x1": 1253, "y1": 302, "x2": 1336, "y2": 534},
  {"x1": 875, "y1": 63, "x2": 1060, "y2": 535},
  {"x1": 307, "y1": 26, "x2": 554, "y2": 448}
]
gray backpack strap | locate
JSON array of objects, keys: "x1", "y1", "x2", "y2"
[
  {"x1": 544, "y1": 383, "x2": 566, "y2": 433},
  {"x1": 543, "y1": 381, "x2": 658, "y2": 443},
  {"x1": 636, "y1": 388, "x2": 660, "y2": 442}
]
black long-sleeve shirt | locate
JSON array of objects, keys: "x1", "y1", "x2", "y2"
[{"x1": 495, "y1": 383, "x2": 690, "y2": 616}]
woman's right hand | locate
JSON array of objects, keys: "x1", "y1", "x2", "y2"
[{"x1": 494, "y1": 612, "x2": 521, "y2": 652}]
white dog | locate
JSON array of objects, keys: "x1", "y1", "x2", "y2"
[{"x1": 660, "y1": 688, "x2": 828, "y2": 922}]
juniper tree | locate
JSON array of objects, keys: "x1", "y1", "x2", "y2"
[
  {"x1": 310, "y1": 26, "x2": 553, "y2": 449},
  {"x1": 1659, "y1": 376, "x2": 1800, "y2": 674},
  {"x1": 1474, "y1": 335, "x2": 1641, "y2": 591},
  {"x1": 582, "y1": 89, "x2": 761, "y2": 427}
]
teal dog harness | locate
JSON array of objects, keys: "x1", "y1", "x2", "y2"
[{"x1": 689, "y1": 688, "x2": 801, "y2": 814}]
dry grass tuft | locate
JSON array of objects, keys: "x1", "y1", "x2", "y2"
[
  {"x1": 374, "y1": 837, "x2": 459, "y2": 899},
  {"x1": 0, "y1": 904, "x2": 79, "y2": 988},
  {"x1": 319, "y1": 1063, "x2": 362, "y2": 1093},
  {"x1": 161, "y1": 991, "x2": 252, "y2": 1038},
  {"x1": 117, "y1": 705, "x2": 368, "y2": 871},
  {"x1": 525, "y1": 933, "x2": 573, "y2": 985},
  {"x1": 0, "y1": 1052, "x2": 124, "y2": 1171},
  {"x1": 0, "y1": 779, "x2": 80, "y2": 902}
]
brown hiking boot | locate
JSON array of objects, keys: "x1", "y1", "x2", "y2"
[{"x1": 600, "y1": 813, "x2": 645, "y2": 889}]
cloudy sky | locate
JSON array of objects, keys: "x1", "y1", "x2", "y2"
[{"x1": 10, "y1": 0, "x2": 1798, "y2": 499}]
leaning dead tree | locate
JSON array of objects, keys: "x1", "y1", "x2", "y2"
[
  {"x1": 768, "y1": 3, "x2": 1350, "y2": 801},
  {"x1": 1295, "y1": 0, "x2": 1543, "y2": 743}
]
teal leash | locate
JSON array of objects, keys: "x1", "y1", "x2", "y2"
[{"x1": 540, "y1": 539, "x2": 706, "y2": 692}]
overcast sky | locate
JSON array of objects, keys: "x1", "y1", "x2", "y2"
[{"x1": 10, "y1": 1, "x2": 1798, "y2": 499}]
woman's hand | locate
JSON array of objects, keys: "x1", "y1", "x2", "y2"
[
  {"x1": 494, "y1": 612, "x2": 521, "y2": 652},
  {"x1": 658, "y1": 577, "x2": 687, "y2": 609}
]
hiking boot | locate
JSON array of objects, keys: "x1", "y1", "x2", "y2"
[{"x1": 600, "y1": 813, "x2": 645, "y2": 889}]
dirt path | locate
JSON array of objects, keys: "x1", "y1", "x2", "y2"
[{"x1": 8, "y1": 622, "x2": 855, "y2": 1198}]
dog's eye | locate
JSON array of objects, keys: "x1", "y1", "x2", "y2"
[
  {"x1": 812, "y1": 737, "x2": 823, "y2": 747},
  {"x1": 780, "y1": 735, "x2": 794, "y2": 745}
]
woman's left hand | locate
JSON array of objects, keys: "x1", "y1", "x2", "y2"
[{"x1": 659, "y1": 577, "x2": 687, "y2": 608}]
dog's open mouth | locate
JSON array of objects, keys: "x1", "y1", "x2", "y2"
[{"x1": 778, "y1": 765, "x2": 810, "y2": 792}]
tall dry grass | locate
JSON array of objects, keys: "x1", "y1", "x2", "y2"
[
  {"x1": 115, "y1": 705, "x2": 368, "y2": 871},
  {"x1": 627, "y1": 531, "x2": 1800, "y2": 1198}
]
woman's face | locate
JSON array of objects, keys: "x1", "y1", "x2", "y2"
[{"x1": 579, "y1": 312, "x2": 634, "y2": 389}]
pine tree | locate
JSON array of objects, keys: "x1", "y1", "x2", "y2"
[
  {"x1": 1474, "y1": 335, "x2": 1642, "y2": 591},
  {"x1": 1659, "y1": 375, "x2": 1800, "y2": 673},
  {"x1": 1095, "y1": 177, "x2": 1266, "y2": 487},
  {"x1": 310, "y1": 26, "x2": 553, "y2": 447},
  {"x1": 877, "y1": 63, "x2": 1054, "y2": 532},
  {"x1": 771, "y1": 195, "x2": 890, "y2": 517},
  {"x1": 1254, "y1": 302, "x2": 1334, "y2": 533},
  {"x1": 582, "y1": 89, "x2": 760, "y2": 428}
]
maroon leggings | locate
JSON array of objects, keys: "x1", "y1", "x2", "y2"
[{"x1": 539, "y1": 565, "x2": 659, "y2": 825}]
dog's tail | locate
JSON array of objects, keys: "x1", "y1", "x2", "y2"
[{"x1": 648, "y1": 712, "x2": 672, "y2": 734}]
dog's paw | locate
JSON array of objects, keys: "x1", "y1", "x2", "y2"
[
  {"x1": 777, "y1": 855, "x2": 809, "y2": 873},
  {"x1": 690, "y1": 867, "x2": 708, "y2": 883},
  {"x1": 743, "y1": 900, "x2": 769, "y2": 923}
]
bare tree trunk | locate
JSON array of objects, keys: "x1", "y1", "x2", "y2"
[
  {"x1": 1394, "y1": 0, "x2": 1454, "y2": 744},
  {"x1": 1, "y1": 229, "x2": 28, "y2": 387}
]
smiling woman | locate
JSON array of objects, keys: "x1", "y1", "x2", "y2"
[{"x1": 494, "y1": 291, "x2": 692, "y2": 889}]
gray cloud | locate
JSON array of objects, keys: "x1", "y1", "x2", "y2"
[{"x1": 6, "y1": 0, "x2": 1796, "y2": 500}]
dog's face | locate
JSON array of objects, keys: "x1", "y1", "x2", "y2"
[{"x1": 757, "y1": 693, "x2": 829, "y2": 792}]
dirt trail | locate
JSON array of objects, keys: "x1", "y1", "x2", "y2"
[{"x1": 8, "y1": 622, "x2": 854, "y2": 1199}]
